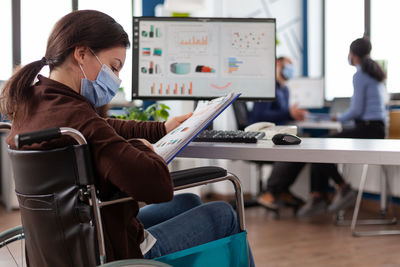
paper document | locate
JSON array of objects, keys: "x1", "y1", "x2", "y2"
[{"x1": 154, "y1": 92, "x2": 241, "y2": 164}]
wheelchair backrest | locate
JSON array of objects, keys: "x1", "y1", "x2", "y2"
[{"x1": 9, "y1": 145, "x2": 98, "y2": 267}]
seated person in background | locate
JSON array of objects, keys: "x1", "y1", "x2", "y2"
[
  {"x1": 1, "y1": 10, "x2": 255, "y2": 266},
  {"x1": 248, "y1": 56, "x2": 308, "y2": 212},
  {"x1": 248, "y1": 56, "x2": 308, "y2": 125},
  {"x1": 297, "y1": 37, "x2": 387, "y2": 218}
]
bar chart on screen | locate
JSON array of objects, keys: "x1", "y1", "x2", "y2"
[{"x1": 150, "y1": 81, "x2": 194, "y2": 96}]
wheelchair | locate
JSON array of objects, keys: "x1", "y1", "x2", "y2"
[{"x1": 0, "y1": 122, "x2": 250, "y2": 267}]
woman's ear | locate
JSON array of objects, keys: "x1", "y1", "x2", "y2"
[{"x1": 73, "y1": 46, "x2": 90, "y2": 65}]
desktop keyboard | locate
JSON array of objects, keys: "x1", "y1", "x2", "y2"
[{"x1": 193, "y1": 130, "x2": 265, "y2": 143}]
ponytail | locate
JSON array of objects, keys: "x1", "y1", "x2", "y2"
[
  {"x1": 360, "y1": 57, "x2": 386, "y2": 82},
  {"x1": 350, "y1": 37, "x2": 386, "y2": 82},
  {"x1": 0, "y1": 58, "x2": 47, "y2": 120}
]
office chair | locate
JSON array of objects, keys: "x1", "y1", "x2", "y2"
[
  {"x1": 232, "y1": 101, "x2": 249, "y2": 131},
  {"x1": 0, "y1": 124, "x2": 249, "y2": 266}
]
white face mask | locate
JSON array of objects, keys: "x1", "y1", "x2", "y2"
[{"x1": 79, "y1": 50, "x2": 122, "y2": 107}]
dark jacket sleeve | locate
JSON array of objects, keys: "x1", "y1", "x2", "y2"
[
  {"x1": 81, "y1": 115, "x2": 173, "y2": 204},
  {"x1": 106, "y1": 118, "x2": 166, "y2": 143}
]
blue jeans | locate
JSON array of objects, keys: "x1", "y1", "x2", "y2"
[{"x1": 138, "y1": 193, "x2": 255, "y2": 267}]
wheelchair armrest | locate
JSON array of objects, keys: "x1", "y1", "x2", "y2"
[
  {"x1": 172, "y1": 166, "x2": 227, "y2": 188},
  {"x1": 99, "y1": 167, "x2": 227, "y2": 207}
]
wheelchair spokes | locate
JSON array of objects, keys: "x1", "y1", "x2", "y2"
[{"x1": 0, "y1": 228, "x2": 25, "y2": 267}]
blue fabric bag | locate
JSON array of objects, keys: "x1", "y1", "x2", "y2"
[{"x1": 155, "y1": 231, "x2": 249, "y2": 267}]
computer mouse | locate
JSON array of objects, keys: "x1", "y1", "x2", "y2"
[{"x1": 272, "y1": 133, "x2": 302, "y2": 145}]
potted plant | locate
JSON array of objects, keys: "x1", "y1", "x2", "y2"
[{"x1": 115, "y1": 103, "x2": 170, "y2": 122}]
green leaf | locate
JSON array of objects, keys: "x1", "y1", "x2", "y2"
[
  {"x1": 116, "y1": 102, "x2": 170, "y2": 121},
  {"x1": 160, "y1": 110, "x2": 169, "y2": 120},
  {"x1": 159, "y1": 103, "x2": 170, "y2": 110}
]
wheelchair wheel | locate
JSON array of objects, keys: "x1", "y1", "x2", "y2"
[
  {"x1": 99, "y1": 259, "x2": 172, "y2": 267},
  {"x1": 0, "y1": 225, "x2": 25, "y2": 267},
  {"x1": 0, "y1": 226, "x2": 171, "y2": 267}
]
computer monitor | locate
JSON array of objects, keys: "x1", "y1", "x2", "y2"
[
  {"x1": 132, "y1": 17, "x2": 276, "y2": 100},
  {"x1": 329, "y1": 97, "x2": 351, "y2": 116},
  {"x1": 287, "y1": 77, "x2": 325, "y2": 109}
]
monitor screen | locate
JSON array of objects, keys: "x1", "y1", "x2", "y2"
[
  {"x1": 132, "y1": 17, "x2": 276, "y2": 100},
  {"x1": 287, "y1": 78, "x2": 325, "y2": 109}
]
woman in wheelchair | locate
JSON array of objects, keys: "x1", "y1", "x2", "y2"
[{"x1": 1, "y1": 10, "x2": 254, "y2": 266}]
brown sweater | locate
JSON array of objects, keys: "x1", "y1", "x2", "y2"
[{"x1": 7, "y1": 75, "x2": 173, "y2": 261}]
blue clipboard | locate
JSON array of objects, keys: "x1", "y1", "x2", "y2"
[{"x1": 164, "y1": 93, "x2": 241, "y2": 164}]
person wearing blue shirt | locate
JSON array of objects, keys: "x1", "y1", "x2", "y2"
[
  {"x1": 249, "y1": 57, "x2": 308, "y2": 125},
  {"x1": 298, "y1": 37, "x2": 387, "y2": 218},
  {"x1": 250, "y1": 57, "x2": 308, "y2": 213},
  {"x1": 336, "y1": 64, "x2": 386, "y2": 123}
]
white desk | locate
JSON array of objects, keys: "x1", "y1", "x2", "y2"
[
  {"x1": 179, "y1": 138, "x2": 400, "y2": 165},
  {"x1": 178, "y1": 138, "x2": 400, "y2": 236}
]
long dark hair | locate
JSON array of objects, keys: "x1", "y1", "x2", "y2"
[
  {"x1": 1, "y1": 10, "x2": 130, "y2": 120},
  {"x1": 350, "y1": 38, "x2": 385, "y2": 82}
]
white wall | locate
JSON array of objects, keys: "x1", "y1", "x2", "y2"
[
  {"x1": 218, "y1": 0, "x2": 304, "y2": 77},
  {"x1": 307, "y1": 0, "x2": 323, "y2": 78},
  {"x1": 0, "y1": 1, "x2": 12, "y2": 80}
]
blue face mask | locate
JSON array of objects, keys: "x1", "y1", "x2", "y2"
[
  {"x1": 281, "y1": 64, "x2": 294, "y2": 80},
  {"x1": 79, "y1": 51, "x2": 121, "y2": 108}
]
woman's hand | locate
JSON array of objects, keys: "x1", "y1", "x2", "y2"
[{"x1": 165, "y1": 112, "x2": 193, "y2": 133}]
